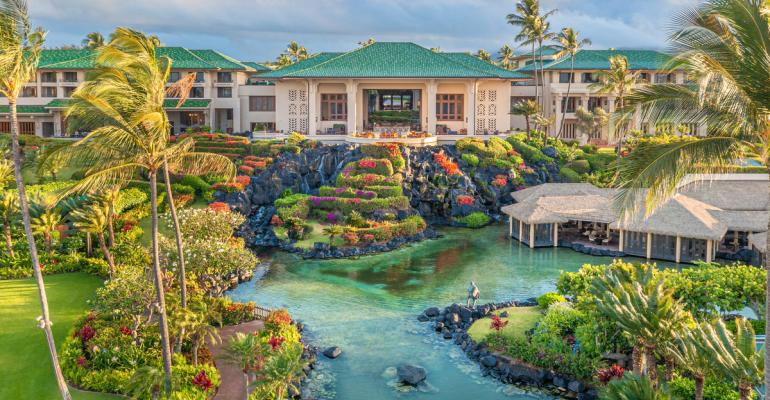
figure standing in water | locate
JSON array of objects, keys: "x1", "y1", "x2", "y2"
[{"x1": 466, "y1": 281, "x2": 480, "y2": 307}]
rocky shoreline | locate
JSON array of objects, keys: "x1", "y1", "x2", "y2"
[{"x1": 418, "y1": 301, "x2": 598, "y2": 400}]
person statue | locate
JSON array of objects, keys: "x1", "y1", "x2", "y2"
[{"x1": 466, "y1": 281, "x2": 480, "y2": 307}]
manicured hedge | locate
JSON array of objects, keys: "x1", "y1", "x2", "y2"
[
  {"x1": 336, "y1": 172, "x2": 402, "y2": 188},
  {"x1": 352, "y1": 215, "x2": 426, "y2": 241},
  {"x1": 274, "y1": 193, "x2": 308, "y2": 208},
  {"x1": 306, "y1": 195, "x2": 410, "y2": 213},
  {"x1": 506, "y1": 137, "x2": 553, "y2": 164},
  {"x1": 360, "y1": 143, "x2": 405, "y2": 170},
  {"x1": 364, "y1": 185, "x2": 403, "y2": 198},
  {"x1": 461, "y1": 153, "x2": 479, "y2": 167},
  {"x1": 559, "y1": 166, "x2": 581, "y2": 183},
  {"x1": 342, "y1": 158, "x2": 394, "y2": 177},
  {"x1": 276, "y1": 200, "x2": 310, "y2": 220},
  {"x1": 565, "y1": 159, "x2": 591, "y2": 174},
  {"x1": 195, "y1": 146, "x2": 247, "y2": 155},
  {"x1": 180, "y1": 175, "x2": 211, "y2": 194},
  {"x1": 319, "y1": 186, "x2": 377, "y2": 199},
  {"x1": 456, "y1": 212, "x2": 491, "y2": 228}
]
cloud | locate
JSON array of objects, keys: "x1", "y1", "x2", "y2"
[{"x1": 30, "y1": 0, "x2": 698, "y2": 60}]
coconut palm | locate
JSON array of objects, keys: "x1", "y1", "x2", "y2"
[
  {"x1": 553, "y1": 28, "x2": 591, "y2": 138},
  {"x1": 497, "y1": 44, "x2": 515, "y2": 70},
  {"x1": 507, "y1": 0, "x2": 542, "y2": 106},
  {"x1": 669, "y1": 325, "x2": 714, "y2": 400},
  {"x1": 275, "y1": 53, "x2": 292, "y2": 68},
  {"x1": 322, "y1": 224, "x2": 344, "y2": 246},
  {"x1": 612, "y1": 1, "x2": 770, "y2": 388},
  {"x1": 94, "y1": 185, "x2": 120, "y2": 248},
  {"x1": 0, "y1": 190, "x2": 17, "y2": 256},
  {"x1": 62, "y1": 28, "x2": 234, "y2": 397},
  {"x1": 511, "y1": 99, "x2": 540, "y2": 139},
  {"x1": 601, "y1": 373, "x2": 673, "y2": 400},
  {"x1": 254, "y1": 343, "x2": 309, "y2": 400},
  {"x1": 590, "y1": 55, "x2": 638, "y2": 156},
  {"x1": 696, "y1": 319, "x2": 763, "y2": 400},
  {"x1": 575, "y1": 106, "x2": 609, "y2": 141},
  {"x1": 591, "y1": 265, "x2": 689, "y2": 383},
  {"x1": 35, "y1": 142, "x2": 67, "y2": 181},
  {"x1": 81, "y1": 31, "x2": 104, "y2": 49},
  {"x1": 475, "y1": 49, "x2": 492, "y2": 63},
  {"x1": 285, "y1": 41, "x2": 308, "y2": 63},
  {"x1": 70, "y1": 202, "x2": 115, "y2": 278},
  {"x1": 0, "y1": 3, "x2": 67, "y2": 397}
]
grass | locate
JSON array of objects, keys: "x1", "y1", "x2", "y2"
[
  {"x1": 0, "y1": 273, "x2": 120, "y2": 399},
  {"x1": 466, "y1": 306, "x2": 543, "y2": 342},
  {"x1": 292, "y1": 220, "x2": 344, "y2": 249}
]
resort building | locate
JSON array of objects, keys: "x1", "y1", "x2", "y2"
[
  {"x1": 501, "y1": 175, "x2": 768, "y2": 264},
  {"x1": 510, "y1": 49, "x2": 708, "y2": 145},
  {"x1": 0, "y1": 42, "x2": 704, "y2": 146}
]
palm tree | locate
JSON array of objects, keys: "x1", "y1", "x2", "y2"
[
  {"x1": 601, "y1": 373, "x2": 673, "y2": 400},
  {"x1": 497, "y1": 44, "x2": 515, "y2": 70},
  {"x1": 125, "y1": 366, "x2": 164, "y2": 400},
  {"x1": 226, "y1": 332, "x2": 264, "y2": 400},
  {"x1": 591, "y1": 265, "x2": 688, "y2": 383},
  {"x1": 591, "y1": 55, "x2": 638, "y2": 155},
  {"x1": 62, "y1": 28, "x2": 233, "y2": 397},
  {"x1": 358, "y1": 37, "x2": 375, "y2": 47},
  {"x1": 511, "y1": 99, "x2": 540, "y2": 139},
  {"x1": 95, "y1": 185, "x2": 120, "y2": 248},
  {"x1": 70, "y1": 202, "x2": 114, "y2": 277},
  {"x1": 553, "y1": 27, "x2": 591, "y2": 138},
  {"x1": 29, "y1": 194, "x2": 61, "y2": 256},
  {"x1": 669, "y1": 325, "x2": 714, "y2": 400},
  {"x1": 285, "y1": 41, "x2": 308, "y2": 63},
  {"x1": 186, "y1": 302, "x2": 220, "y2": 367},
  {"x1": 275, "y1": 53, "x2": 292, "y2": 68},
  {"x1": 0, "y1": 2, "x2": 69, "y2": 398},
  {"x1": 0, "y1": 158, "x2": 14, "y2": 189},
  {"x1": 508, "y1": 0, "x2": 542, "y2": 106},
  {"x1": 475, "y1": 49, "x2": 492, "y2": 63},
  {"x1": 612, "y1": 1, "x2": 770, "y2": 388},
  {"x1": 0, "y1": 190, "x2": 17, "y2": 256},
  {"x1": 81, "y1": 31, "x2": 104, "y2": 49},
  {"x1": 575, "y1": 106, "x2": 609, "y2": 141},
  {"x1": 255, "y1": 342, "x2": 309, "y2": 400},
  {"x1": 323, "y1": 224, "x2": 344, "y2": 246},
  {"x1": 696, "y1": 319, "x2": 763, "y2": 400}
]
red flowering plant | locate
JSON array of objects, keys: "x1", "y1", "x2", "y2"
[
  {"x1": 433, "y1": 152, "x2": 462, "y2": 176},
  {"x1": 75, "y1": 324, "x2": 96, "y2": 343},
  {"x1": 489, "y1": 315, "x2": 509, "y2": 333},
  {"x1": 239, "y1": 165, "x2": 255, "y2": 175},
  {"x1": 362, "y1": 174, "x2": 378, "y2": 184},
  {"x1": 491, "y1": 175, "x2": 507, "y2": 188},
  {"x1": 221, "y1": 302, "x2": 257, "y2": 325},
  {"x1": 235, "y1": 175, "x2": 251, "y2": 186},
  {"x1": 270, "y1": 215, "x2": 284, "y2": 226},
  {"x1": 456, "y1": 195, "x2": 474, "y2": 205},
  {"x1": 362, "y1": 233, "x2": 375, "y2": 242},
  {"x1": 265, "y1": 309, "x2": 292, "y2": 328},
  {"x1": 209, "y1": 202, "x2": 231, "y2": 213},
  {"x1": 267, "y1": 336, "x2": 286, "y2": 351},
  {"x1": 358, "y1": 159, "x2": 377, "y2": 169},
  {"x1": 596, "y1": 365, "x2": 625, "y2": 384},
  {"x1": 343, "y1": 232, "x2": 359, "y2": 245},
  {"x1": 120, "y1": 326, "x2": 132, "y2": 336},
  {"x1": 192, "y1": 370, "x2": 214, "y2": 391}
]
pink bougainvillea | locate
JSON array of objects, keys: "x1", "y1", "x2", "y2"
[
  {"x1": 456, "y1": 195, "x2": 474, "y2": 205},
  {"x1": 358, "y1": 159, "x2": 377, "y2": 169}
]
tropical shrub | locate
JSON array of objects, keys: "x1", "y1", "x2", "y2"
[
  {"x1": 559, "y1": 166, "x2": 581, "y2": 183},
  {"x1": 461, "y1": 153, "x2": 479, "y2": 167},
  {"x1": 318, "y1": 186, "x2": 377, "y2": 199},
  {"x1": 537, "y1": 292, "x2": 567, "y2": 309},
  {"x1": 336, "y1": 172, "x2": 402, "y2": 188},
  {"x1": 669, "y1": 376, "x2": 741, "y2": 400},
  {"x1": 180, "y1": 175, "x2": 212, "y2": 194},
  {"x1": 456, "y1": 195, "x2": 474, "y2": 205},
  {"x1": 115, "y1": 188, "x2": 148, "y2": 213},
  {"x1": 306, "y1": 195, "x2": 410, "y2": 214},
  {"x1": 456, "y1": 212, "x2": 490, "y2": 228},
  {"x1": 565, "y1": 159, "x2": 591, "y2": 174},
  {"x1": 360, "y1": 143, "x2": 405, "y2": 170},
  {"x1": 341, "y1": 158, "x2": 394, "y2": 177},
  {"x1": 433, "y1": 152, "x2": 461, "y2": 175},
  {"x1": 170, "y1": 183, "x2": 195, "y2": 195},
  {"x1": 274, "y1": 193, "x2": 308, "y2": 208}
]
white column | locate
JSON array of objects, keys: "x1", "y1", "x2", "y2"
[
  {"x1": 646, "y1": 232, "x2": 652, "y2": 259},
  {"x1": 204, "y1": 108, "x2": 212, "y2": 131},
  {"x1": 346, "y1": 80, "x2": 357, "y2": 134},
  {"x1": 553, "y1": 94, "x2": 562, "y2": 138},
  {"x1": 529, "y1": 224, "x2": 535, "y2": 249},
  {"x1": 519, "y1": 220, "x2": 523, "y2": 242},
  {"x1": 553, "y1": 223, "x2": 558, "y2": 247},
  {"x1": 466, "y1": 81, "x2": 476, "y2": 136},
  {"x1": 308, "y1": 80, "x2": 318, "y2": 135},
  {"x1": 607, "y1": 96, "x2": 617, "y2": 143},
  {"x1": 706, "y1": 240, "x2": 713, "y2": 263},
  {"x1": 675, "y1": 236, "x2": 681, "y2": 263},
  {"x1": 618, "y1": 229, "x2": 624, "y2": 252},
  {"x1": 508, "y1": 216, "x2": 513, "y2": 237},
  {"x1": 426, "y1": 79, "x2": 437, "y2": 134}
]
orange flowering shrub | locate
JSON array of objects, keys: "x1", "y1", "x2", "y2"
[
  {"x1": 208, "y1": 202, "x2": 231, "y2": 213},
  {"x1": 434, "y1": 152, "x2": 461, "y2": 175}
]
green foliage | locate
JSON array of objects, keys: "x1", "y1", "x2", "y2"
[
  {"x1": 343, "y1": 158, "x2": 394, "y2": 177},
  {"x1": 180, "y1": 175, "x2": 211, "y2": 194},
  {"x1": 584, "y1": 152, "x2": 615, "y2": 171},
  {"x1": 506, "y1": 137, "x2": 553, "y2": 164},
  {"x1": 114, "y1": 188, "x2": 148, "y2": 213},
  {"x1": 601, "y1": 374, "x2": 672, "y2": 400},
  {"x1": 363, "y1": 185, "x2": 402, "y2": 198},
  {"x1": 565, "y1": 159, "x2": 591, "y2": 174},
  {"x1": 353, "y1": 216, "x2": 427, "y2": 241},
  {"x1": 274, "y1": 193, "x2": 308, "y2": 208},
  {"x1": 0, "y1": 252, "x2": 109, "y2": 279},
  {"x1": 461, "y1": 153, "x2": 480, "y2": 167},
  {"x1": 537, "y1": 292, "x2": 567, "y2": 309},
  {"x1": 534, "y1": 303, "x2": 587, "y2": 338},
  {"x1": 286, "y1": 132, "x2": 306, "y2": 145},
  {"x1": 559, "y1": 166, "x2": 581, "y2": 182},
  {"x1": 336, "y1": 172, "x2": 402, "y2": 188},
  {"x1": 170, "y1": 183, "x2": 195, "y2": 195},
  {"x1": 669, "y1": 376, "x2": 740, "y2": 400},
  {"x1": 307, "y1": 195, "x2": 410, "y2": 214},
  {"x1": 455, "y1": 212, "x2": 490, "y2": 228}
]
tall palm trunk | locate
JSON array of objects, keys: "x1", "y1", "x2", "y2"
[
  {"x1": 163, "y1": 161, "x2": 187, "y2": 309},
  {"x1": 4, "y1": 220, "x2": 13, "y2": 257},
  {"x1": 557, "y1": 57, "x2": 574, "y2": 139},
  {"x1": 107, "y1": 204, "x2": 115, "y2": 249},
  {"x1": 644, "y1": 344, "x2": 658, "y2": 385},
  {"x1": 738, "y1": 383, "x2": 752, "y2": 400},
  {"x1": 531, "y1": 43, "x2": 539, "y2": 131},
  {"x1": 149, "y1": 171, "x2": 173, "y2": 397},
  {"x1": 96, "y1": 231, "x2": 114, "y2": 278},
  {"x1": 632, "y1": 344, "x2": 642, "y2": 375},
  {"x1": 615, "y1": 95, "x2": 625, "y2": 161},
  {"x1": 524, "y1": 116, "x2": 531, "y2": 140},
  {"x1": 694, "y1": 374, "x2": 704, "y2": 400},
  {"x1": 86, "y1": 232, "x2": 92, "y2": 256},
  {"x1": 9, "y1": 101, "x2": 72, "y2": 400},
  {"x1": 44, "y1": 231, "x2": 51, "y2": 255},
  {"x1": 765, "y1": 173, "x2": 770, "y2": 393}
]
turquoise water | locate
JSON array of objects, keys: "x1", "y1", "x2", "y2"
[{"x1": 228, "y1": 225, "x2": 634, "y2": 399}]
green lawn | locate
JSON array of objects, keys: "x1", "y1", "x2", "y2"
[
  {"x1": 292, "y1": 221, "x2": 344, "y2": 249},
  {"x1": 0, "y1": 273, "x2": 120, "y2": 399},
  {"x1": 467, "y1": 306, "x2": 543, "y2": 342}
]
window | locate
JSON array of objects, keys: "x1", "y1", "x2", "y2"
[
  {"x1": 560, "y1": 97, "x2": 577, "y2": 113},
  {"x1": 581, "y1": 72, "x2": 599, "y2": 83},
  {"x1": 217, "y1": 72, "x2": 232, "y2": 83},
  {"x1": 168, "y1": 71, "x2": 180, "y2": 83},
  {"x1": 250, "y1": 122, "x2": 275, "y2": 131},
  {"x1": 436, "y1": 94, "x2": 463, "y2": 121},
  {"x1": 42, "y1": 87, "x2": 57, "y2": 97},
  {"x1": 64, "y1": 87, "x2": 76, "y2": 97},
  {"x1": 217, "y1": 87, "x2": 232, "y2": 98},
  {"x1": 637, "y1": 72, "x2": 651, "y2": 83},
  {"x1": 587, "y1": 97, "x2": 603, "y2": 111},
  {"x1": 321, "y1": 94, "x2": 347, "y2": 121},
  {"x1": 654, "y1": 73, "x2": 675, "y2": 84},
  {"x1": 18, "y1": 122, "x2": 35, "y2": 135},
  {"x1": 559, "y1": 72, "x2": 573, "y2": 83},
  {"x1": 195, "y1": 72, "x2": 205, "y2": 83},
  {"x1": 249, "y1": 96, "x2": 275, "y2": 112},
  {"x1": 380, "y1": 93, "x2": 412, "y2": 111},
  {"x1": 189, "y1": 87, "x2": 204, "y2": 98},
  {"x1": 63, "y1": 72, "x2": 78, "y2": 82},
  {"x1": 21, "y1": 87, "x2": 36, "y2": 97},
  {"x1": 40, "y1": 72, "x2": 56, "y2": 83}
]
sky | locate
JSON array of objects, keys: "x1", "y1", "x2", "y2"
[{"x1": 31, "y1": 0, "x2": 699, "y2": 62}]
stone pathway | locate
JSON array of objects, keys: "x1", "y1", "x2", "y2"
[{"x1": 210, "y1": 319, "x2": 265, "y2": 400}]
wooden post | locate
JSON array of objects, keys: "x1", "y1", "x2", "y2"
[
  {"x1": 529, "y1": 224, "x2": 535, "y2": 249},
  {"x1": 675, "y1": 236, "x2": 681, "y2": 263},
  {"x1": 646, "y1": 232, "x2": 652, "y2": 259},
  {"x1": 706, "y1": 239, "x2": 713, "y2": 263},
  {"x1": 553, "y1": 223, "x2": 558, "y2": 247},
  {"x1": 508, "y1": 216, "x2": 513, "y2": 237},
  {"x1": 519, "y1": 220, "x2": 523, "y2": 243},
  {"x1": 618, "y1": 229, "x2": 624, "y2": 252}
]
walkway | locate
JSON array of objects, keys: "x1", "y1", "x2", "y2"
[{"x1": 210, "y1": 319, "x2": 265, "y2": 400}]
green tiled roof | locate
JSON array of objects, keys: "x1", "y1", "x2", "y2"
[
  {"x1": 45, "y1": 99, "x2": 73, "y2": 108},
  {"x1": 39, "y1": 49, "x2": 95, "y2": 69},
  {"x1": 163, "y1": 99, "x2": 211, "y2": 109},
  {"x1": 0, "y1": 105, "x2": 49, "y2": 114},
  {"x1": 514, "y1": 45, "x2": 560, "y2": 57},
  {"x1": 242, "y1": 62, "x2": 271, "y2": 71},
  {"x1": 37, "y1": 47, "x2": 251, "y2": 71},
  {"x1": 442, "y1": 52, "x2": 528, "y2": 79},
  {"x1": 260, "y1": 42, "x2": 527, "y2": 79},
  {"x1": 188, "y1": 49, "x2": 251, "y2": 70},
  {"x1": 540, "y1": 49, "x2": 672, "y2": 71}
]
